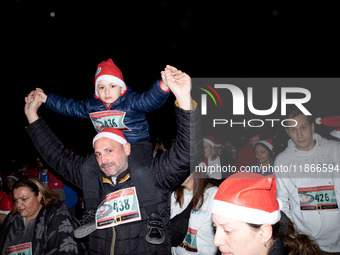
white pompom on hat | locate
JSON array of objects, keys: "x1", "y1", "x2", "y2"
[
  {"x1": 93, "y1": 127, "x2": 127, "y2": 147},
  {"x1": 315, "y1": 116, "x2": 340, "y2": 140},
  {"x1": 94, "y1": 59, "x2": 127, "y2": 97},
  {"x1": 212, "y1": 172, "x2": 281, "y2": 225}
]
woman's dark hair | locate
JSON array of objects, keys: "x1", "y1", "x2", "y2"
[
  {"x1": 247, "y1": 211, "x2": 320, "y2": 255},
  {"x1": 174, "y1": 173, "x2": 217, "y2": 211},
  {"x1": 11, "y1": 175, "x2": 59, "y2": 215}
]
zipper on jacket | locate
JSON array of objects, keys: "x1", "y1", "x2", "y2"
[{"x1": 97, "y1": 96, "x2": 114, "y2": 110}]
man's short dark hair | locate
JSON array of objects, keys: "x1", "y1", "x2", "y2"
[
  {"x1": 286, "y1": 106, "x2": 313, "y2": 125},
  {"x1": 245, "y1": 128, "x2": 261, "y2": 142}
]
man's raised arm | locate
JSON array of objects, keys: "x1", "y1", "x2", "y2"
[
  {"x1": 24, "y1": 91, "x2": 86, "y2": 189},
  {"x1": 152, "y1": 66, "x2": 204, "y2": 191}
]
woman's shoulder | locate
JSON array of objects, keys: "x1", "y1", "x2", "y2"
[
  {"x1": 42, "y1": 203, "x2": 72, "y2": 221},
  {"x1": 205, "y1": 185, "x2": 218, "y2": 197},
  {"x1": 40, "y1": 203, "x2": 79, "y2": 233}
]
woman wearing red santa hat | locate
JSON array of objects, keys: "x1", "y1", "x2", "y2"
[
  {"x1": 212, "y1": 172, "x2": 320, "y2": 255},
  {"x1": 199, "y1": 137, "x2": 223, "y2": 181}
]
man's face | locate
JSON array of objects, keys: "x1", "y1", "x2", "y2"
[
  {"x1": 94, "y1": 137, "x2": 131, "y2": 177},
  {"x1": 286, "y1": 114, "x2": 315, "y2": 151}
]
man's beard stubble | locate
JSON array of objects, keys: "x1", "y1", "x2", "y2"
[{"x1": 100, "y1": 150, "x2": 128, "y2": 178}]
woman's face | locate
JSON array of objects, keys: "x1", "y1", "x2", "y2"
[
  {"x1": 204, "y1": 142, "x2": 215, "y2": 159},
  {"x1": 212, "y1": 214, "x2": 265, "y2": 255},
  {"x1": 254, "y1": 144, "x2": 270, "y2": 164},
  {"x1": 13, "y1": 187, "x2": 42, "y2": 221},
  {"x1": 6, "y1": 178, "x2": 16, "y2": 191}
]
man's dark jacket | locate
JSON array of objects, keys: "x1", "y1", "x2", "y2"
[{"x1": 26, "y1": 103, "x2": 203, "y2": 255}]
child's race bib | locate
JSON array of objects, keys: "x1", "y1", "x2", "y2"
[
  {"x1": 298, "y1": 185, "x2": 338, "y2": 211},
  {"x1": 96, "y1": 187, "x2": 141, "y2": 229},
  {"x1": 90, "y1": 110, "x2": 130, "y2": 132}
]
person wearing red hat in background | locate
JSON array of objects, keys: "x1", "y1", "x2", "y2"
[
  {"x1": 274, "y1": 107, "x2": 340, "y2": 254},
  {"x1": 315, "y1": 116, "x2": 340, "y2": 140},
  {"x1": 199, "y1": 137, "x2": 223, "y2": 181},
  {"x1": 33, "y1": 59, "x2": 172, "y2": 244},
  {"x1": 5, "y1": 174, "x2": 18, "y2": 195},
  {"x1": 24, "y1": 66, "x2": 203, "y2": 255},
  {"x1": 212, "y1": 172, "x2": 320, "y2": 255},
  {"x1": 235, "y1": 128, "x2": 261, "y2": 172},
  {"x1": 0, "y1": 192, "x2": 14, "y2": 225},
  {"x1": 253, "y1": 139, "x2": 275, "y2": 176}
]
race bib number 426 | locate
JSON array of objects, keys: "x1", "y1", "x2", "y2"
[
  {"x1": 298, "y1": 185, "x2": 339, "y2": 211},
  {"x1": 96, "y1": 187, "x2": 141, "y2": 229}
]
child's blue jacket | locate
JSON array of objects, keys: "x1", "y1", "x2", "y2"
[{"x1": 45, "y1": 79, "x2": 170, "y2": 143}]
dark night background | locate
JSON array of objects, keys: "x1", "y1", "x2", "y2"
[{"x1": 4, "y1": 1, "x2": 340, "y2": 171}]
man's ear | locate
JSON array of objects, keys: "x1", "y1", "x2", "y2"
[
  {"x1": 123, "y1": 143, "x2": 131, "y2": 156},
  {"x1": 259, "y1": 224, "x2": 273, "y2": 245}
]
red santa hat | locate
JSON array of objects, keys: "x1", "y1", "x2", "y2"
[
  {"x1": 94, "y1": 59, "x2": 127, "y2": 97},
  {"x1": 212, "y1": 172, "x2": 281, "y2": 225},
  {"x1": 6, "y1": 173, "x2": 18, "y2": 182},
  {"x1": 0, "y1": 192, "x2": 14, "y2": 215},
  {"x1": 93, "y1": 127, "x2": 127, "y2": 147},
  {"x1": 203, "y1": 136, "x2": 217, "y2": 148},
  {"x1": 315, "y1": 116, "x2": 340, "y2": 140},
  {"x1": 256, "y1": 139, "x2": 274, "y2": 152}
]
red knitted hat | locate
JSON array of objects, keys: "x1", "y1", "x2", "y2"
[
  {"x1": 212, "y1": 172, "x2": 281, "y2": 224},
  {"x1": 94, "y1": 59, "x2": 126, "y2": 97},
  {"x1": 93, "y1": 127, "x2": 127, "y2": 147}
]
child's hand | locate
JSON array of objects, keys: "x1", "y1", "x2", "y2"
[
  {"x1": 35, "y1": 88, "x2": 47, "y2": 103},
  {"x1": 162, "y1": 65, "x2": 191, "y2": 95},
  {"x1": 161, "y1": 65, "x2": 192, "y2": 110},
  {"x1": 160, "y1": 65, "x2": 184, "y2": 92},
  {"x1": 160, "y1": 72, "x2": 170, "y2": 92}
]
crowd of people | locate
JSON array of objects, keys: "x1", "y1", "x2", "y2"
[{"x1": 0, "y1": 59, "x2": 339, "y2": 255}]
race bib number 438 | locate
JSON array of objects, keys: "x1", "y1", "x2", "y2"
[
  {"x1": 298, "y1": 185, "x2": 338, "y2": 211},
  {"x1": 96, "y1": 187, "x2": 141, "y2": 229}
]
